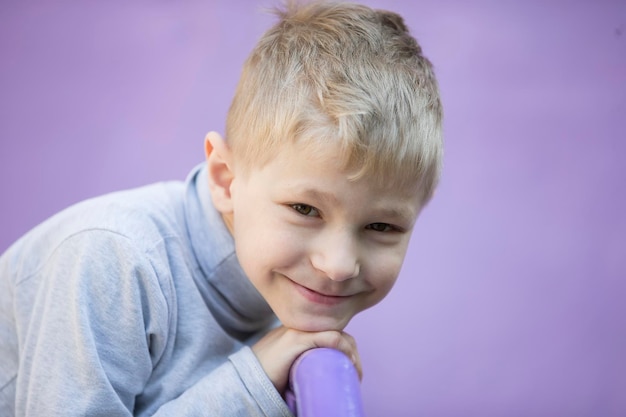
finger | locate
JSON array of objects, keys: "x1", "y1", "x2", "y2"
[{"x1": 306, "y1": 330, "x2": 362, "y2": 379}]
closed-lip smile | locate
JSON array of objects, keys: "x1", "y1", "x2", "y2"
[{"x1": 290, "y1": 279, "x2": 351, "y2": 306}]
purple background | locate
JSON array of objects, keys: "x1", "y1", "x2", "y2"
[{"x1": 1, "y1": 1, "x2": 625, "y2": 415}]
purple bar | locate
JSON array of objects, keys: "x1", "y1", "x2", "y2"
[{"x1": 287, "y1": 348, "x2": 365, "y2": 417}]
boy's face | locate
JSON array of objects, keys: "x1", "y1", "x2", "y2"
[{"x1": 215, "y1": 140, "x2": 422, "y2": 332}]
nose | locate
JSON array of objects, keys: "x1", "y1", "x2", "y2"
[{"x1": 310, "y1": 231, "x2": 360, "y2": 282}]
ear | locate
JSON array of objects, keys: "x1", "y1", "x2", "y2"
[{"x1": 204, "y1": 131, "x2": 234, "y2": 214}]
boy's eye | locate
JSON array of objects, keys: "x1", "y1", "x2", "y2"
[
  {"x1": 366, "y1": 223, "x2": 395, "y2": 233},
  {"x1": 290, "y1": 203, "x2": 319, "y2": 217}
]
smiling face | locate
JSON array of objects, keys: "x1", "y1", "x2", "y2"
[{"x1": 208, "y1": 135, "x2": 423, "y2": 332}]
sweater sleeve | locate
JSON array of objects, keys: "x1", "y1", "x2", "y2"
[
  {"x1": 13, "y1": 230, "x2": 292, "y2": 417},
  {"x1": 152, "y1": 347, "x2": 292, "y2": 416}
]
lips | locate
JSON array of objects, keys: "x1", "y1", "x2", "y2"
[{"x1": 291, "y1": 280, "x2": 351, "y2": 306}]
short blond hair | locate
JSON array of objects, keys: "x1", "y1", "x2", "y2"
[{"x1": 226, "y1": 0, "x2": 443, "y2": 204}]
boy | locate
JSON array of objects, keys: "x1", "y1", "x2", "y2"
[{"x1": 0, "y1": 0, "x2": 442, "y2": 415}]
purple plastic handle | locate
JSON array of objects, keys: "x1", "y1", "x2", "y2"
[{"x1": 286, "y1": 348, "x2": 365, "y2": 417}]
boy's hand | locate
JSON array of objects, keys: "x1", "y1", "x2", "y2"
[{"x1": 252, "y1": 326, "x2": 362, "y2": 394}]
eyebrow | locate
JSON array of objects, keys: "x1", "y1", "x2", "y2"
[{"x1": 297, "y1": 188, "x2": 340, "y2": 206}]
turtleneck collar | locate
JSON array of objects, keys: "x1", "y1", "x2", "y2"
[{"x1": 184, "y1": 163, "x2": 276, "y2": 339}]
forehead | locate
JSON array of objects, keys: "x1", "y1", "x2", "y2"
[
  {"x1": 288, "y1": 139, "x2": 422, "y2": 192},
  {"x1": 252, "y1": 141, "x2": 423, "y2": 214}
]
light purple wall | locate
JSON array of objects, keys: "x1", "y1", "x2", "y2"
[{"x1": 1, "y1": 1, "x2": 624, "y2": 415}]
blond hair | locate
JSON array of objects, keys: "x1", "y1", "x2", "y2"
[{"x1": 226, "y1": 0, "x2": 443, "y2": 204}]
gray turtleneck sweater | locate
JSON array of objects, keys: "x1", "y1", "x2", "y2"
[{"x1": 0, "y1": 164, "x2": 292, "y2": 416}]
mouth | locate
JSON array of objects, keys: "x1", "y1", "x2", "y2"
[{"x1": 290, "y1": 280, "x2": 352, "y2": 306}]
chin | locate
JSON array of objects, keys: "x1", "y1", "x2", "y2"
[{"x1": 282, "y1": 315, "x2": 351, "y2": 332}]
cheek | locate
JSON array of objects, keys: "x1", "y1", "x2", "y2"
[
  {"x1": 366, "y1": 252, "x2": 405, "y2": 297},
  {"x1": 233, "y1": 219, "x2": 304, "y2": 278},
  {"x1": 374, "y1": 268, "x2": 400, "y2": 297}
]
